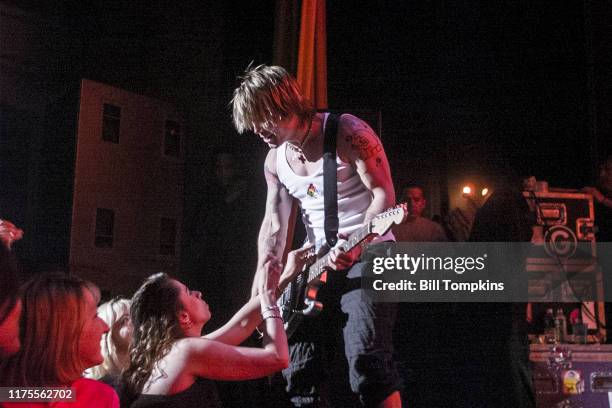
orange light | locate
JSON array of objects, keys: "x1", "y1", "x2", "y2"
[
  {"x1": 462, "y1": 186, "x2": 472, "y2": 195},
  {"x1": 481, "y1": 188, "x2": 489, "y2": 196}
]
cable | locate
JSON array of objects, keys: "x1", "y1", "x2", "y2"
[{"x1": 528, "y1": 190, "x2": 606, "y2": 333}]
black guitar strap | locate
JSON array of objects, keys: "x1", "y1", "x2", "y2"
[{"x1": 323, "y1": 113, "x2": 340, "y2": 248}]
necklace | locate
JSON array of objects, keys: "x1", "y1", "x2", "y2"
[
  {"x1": 288, "y1": 144, "x2": 307, "y2": 164},
  {"x1": 299, "y1": 118, "x2": 314, "y2": 149},
  {"x1": 288, "y1": 118, "x2": 314, "y2": 164}
]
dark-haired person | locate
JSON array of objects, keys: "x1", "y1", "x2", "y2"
[
  {"x1": 439, "y1": 183, "x2": 536, "y2": 408},
  {"x1": 392, "y1": 184, "x2": 447, "y2": 242},
  {"x1": 583, "y1": 154, "x2": 612, "y2": 240},
  {"x1": 583, "y1": 154, "x2": 612, "y2": 342},
  {"x1": 0, "y1": 273, "x2": 118, "y2": 407},
  {"x1": 391, "y1": 184, "x2": 447, "y2": 407},
  {"x1": 232, "y1": 64, "x2": 401, "y2": 407},
  {"x1": 121, "y1": 247, "x2": 312, "y2": 408}
]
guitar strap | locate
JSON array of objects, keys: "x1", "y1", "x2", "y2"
[{"x1": 323, "y1": 113, "x2": 340, "y2": 248}]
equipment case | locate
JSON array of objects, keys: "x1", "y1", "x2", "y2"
[{"x1": 531, "y1": 344, "x2": 612, "y2": 408}]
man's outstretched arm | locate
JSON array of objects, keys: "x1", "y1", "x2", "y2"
[{"x1": 251, "y1": 150, "x2": 295, "y2": 297}]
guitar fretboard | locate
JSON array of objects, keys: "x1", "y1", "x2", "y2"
[
  {"x1": 279, "y1": 205, "x2": 406, "y2": 304},
  {"x1": 306, "y1": 222, "x2": 374, "y2": 283}
]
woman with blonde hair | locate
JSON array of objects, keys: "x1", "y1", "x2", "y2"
[
  {"x1": 121, "y1": 247, "x2": 313, "y2": 408},
  {"x1": 85, "y1": 297, "x2": 131, "y2": 389},
  {"x1": 0, "y1": 273, "x2": 118, "y2": 407}
]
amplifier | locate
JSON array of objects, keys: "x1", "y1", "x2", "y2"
[
  {"x1": 524, "y1": 190, "x2": 606, "y2": 340},
  {"x1": 531, "y1": 344, "x2": 612, "y2": 408}
]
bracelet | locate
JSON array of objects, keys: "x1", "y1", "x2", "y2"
[
  {"x1": 261, "y1": 310, "x2": 282, "y2": 320},
  {"x1": 263, "y1": 315, "x2": 283, "y2": 321},
  {"x1": 262, "y1": 304, "x2": 280, "y2": 312},
  {"x1": 262, "y1": 310, "x2": 281, "y2": 317}
]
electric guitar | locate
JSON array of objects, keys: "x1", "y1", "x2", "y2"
[{"x1": 279, "y1": 204, "x2": 408, "y2": 338}]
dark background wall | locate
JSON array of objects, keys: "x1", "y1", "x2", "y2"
[
  {"x1": 1, "y1": 2, "x2": 610, "y2": 406},
  {"x1": 327, "y1": 1, "x2": 600, "y2": 188},
  {"x1": 1, "y1": 0, "x2": 611, "y2": 276}
]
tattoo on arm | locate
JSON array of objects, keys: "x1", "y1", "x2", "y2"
[{"x1": 349, "y1": 130, "x2": 383, "y2": 161}]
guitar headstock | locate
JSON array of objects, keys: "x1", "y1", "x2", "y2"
[{"x1": 370, "y1": 203, "x2": 408, "y2": 236}]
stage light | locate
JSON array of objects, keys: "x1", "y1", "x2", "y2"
[
  {"x1": 481, "y1": 188, "x2": 489, "y2": 196},
  {"x1": 462, "y1": 186, "x2": 472, "y2": 195}
]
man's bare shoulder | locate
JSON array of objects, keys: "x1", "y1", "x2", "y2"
[
  {"x1": 336, "y1": 113, "x2": 384, "y2": 162},
  {"x1": 337, "y1": 113, "x2": 374, "y2": 135},
  {"x1": 264, "y1": 148, "x2": 279, "y2": 175}
]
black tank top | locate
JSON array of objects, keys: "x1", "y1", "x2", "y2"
[{"x1": 129, "y1": 378, "x2": 221, "y2": 408}]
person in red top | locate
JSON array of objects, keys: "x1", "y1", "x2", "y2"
[{"x1": 0, "y1": 273, "x2": 119, "y2": 408}]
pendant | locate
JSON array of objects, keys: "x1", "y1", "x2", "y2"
[{"x1": 289, "y1": 145, "x2": 307, "y2": 164}]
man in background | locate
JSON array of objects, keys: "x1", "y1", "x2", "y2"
[{"x1": 392, "y1": 184, "x2": 447, "y2": 242}]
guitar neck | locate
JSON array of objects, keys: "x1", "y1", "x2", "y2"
[{"x1": 306, "y1": 223, "x2": 374, "y2": 284}]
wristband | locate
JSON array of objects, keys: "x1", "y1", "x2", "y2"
[
  {"x1": 261, "y1": 310, "x2": 282, "y2": 320},
  {"x1": 261, "y1": 305, "x2": 280, "y2": 317},
  {"x1": 263, "y1": 315, "x2": 283, "y2": 321}
]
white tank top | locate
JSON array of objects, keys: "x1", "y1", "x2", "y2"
[{"x1": 276, "y1": 113, "x2": 392, "y2": 247}]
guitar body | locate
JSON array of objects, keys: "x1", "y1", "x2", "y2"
[
  {"x1": 279, "y1": 205, "x2": 408, "y2": 339},
  {"x1": 301, "y1": 271, "x2": 327, "y2": 316},
  {"x1": 279, "y1": 270, "x2": 325, "y2": 339}
]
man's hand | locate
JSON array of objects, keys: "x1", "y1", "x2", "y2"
[
  {"x1": 258, "y1": 256, "x2": 283, "y2": 301},
  {"x1": 326, "y1": 237, "x2": 361, "y2": 271},
  {"x1": 251, "y1": 267, "x2": 262, "y2": 299},
  {"x1": 278, "y1": 244, "x2": 316, "y2": 290},
  {"x1": 0, "y1": 220, "x2": 23, "y2": 250}
]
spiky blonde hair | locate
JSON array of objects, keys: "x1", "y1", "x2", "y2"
[{"x1": 231, "y1": 64, "x2": 315, "y2": 133}]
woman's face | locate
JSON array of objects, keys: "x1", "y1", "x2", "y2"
[
  {"x1": 0, "y1": 298, "x2": 22, "y2": 358},
  {"x1": 111, "y1": 308, "x2": 132, "y2": 352},
  {"x1": 172, "y1": 280, "x2": 211, "y2": 330},
  {"x1": 78, "y1": 289, "x2": 110, "y2": 369}
]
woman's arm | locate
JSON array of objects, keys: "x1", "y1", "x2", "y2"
[
  {"x1": 186, "y1": 259, "x2": 289, "y2": 380},
  {"x1": 204, "y1": 246, "x2": 314, "y2": 346},
  {"x1": 182, "y1": 335, "x2": 288, "y2": 381},
  {"x1": 202, "y1": 295, "x2": 261, "y2": 345}
]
